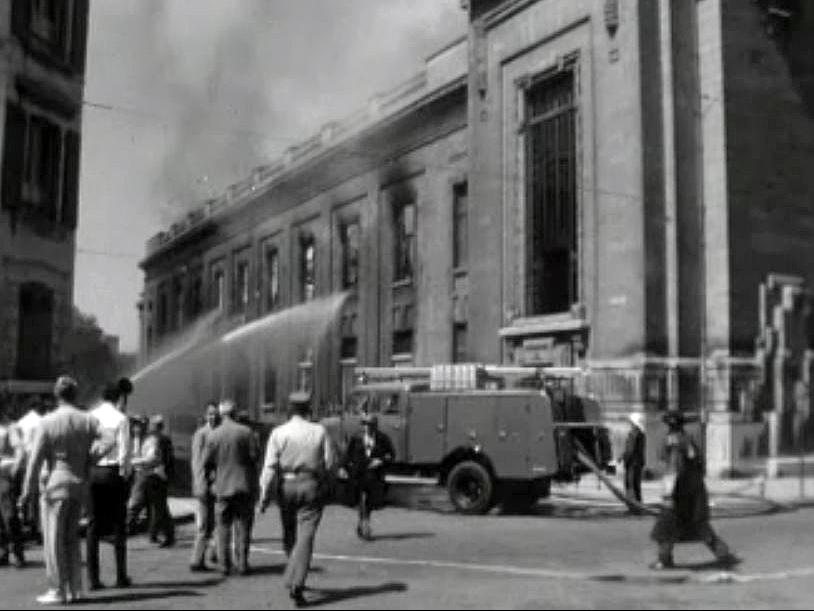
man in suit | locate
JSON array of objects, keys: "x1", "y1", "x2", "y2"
[
  {"x1": 343, "y1": 413, "x2": 394, "y2": 540},
  {"x1": 259, "y1": 392, "x2": 336, "y2": 607},
  {"x1": 189, "y1": 402, "x2": 220, "y2": 572},
  {"x1": 622, "y1": 412, "x2": 646, "y2": 508},
  {"x1": 87, "y1": 383, "x2": 132, "y2": 589},
  {"x1": 203, "y1": 399, "x2": 260, "y2": 576},
  {"x1": 19, "y1": 376, "x2": 111, "y2": 605}
]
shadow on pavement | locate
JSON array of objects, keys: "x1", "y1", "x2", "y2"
[
  {"x1": 369, "y1": 532, "x2": 435, "y2": 542},
  {"x1": 80, "y1": 589, "x2": 201, "y2": 605},
  {"x1": 243, "y1": 563, "x2": 287, "y2": 576},
  {"x1": 304, "y1": 581, "x2": 408, "y2": 607},
  {"x1": 250, "y1": 536, "x2": 282, "y2": 545},
  {"x1": 131, "y1": 577, "x2": 223, "y2": 589}
]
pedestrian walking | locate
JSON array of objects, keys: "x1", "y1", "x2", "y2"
[
  {"x1": 622, "y1": 412, "x2": 646, "y2": 507},
  {"x1": 343, "y1": 413, "x2": 394, "y2": 541},
  {"x1": 650, "y1": 411, "x2": 740, "y2": 570},
  {"x1": 0, "y1": 402, "x2": 25, "y2": 568},
  {"x1": 259, "y1": 392, "x2": 336, "y2": 606},
  {"x1": 18, "y1": 376, "x2": 112, "y2": 605},
  {"x1": 129, "y1": 415, "x2": 175, "y2": 547},
  {"x1": 203, "y1": 399, "x2": 260, "y2": 576},
  {"x1": 189, "y1": 402, "x2": 220, "y2": 572},
  {"x1": 86, "y1": 383, "x2": 133, "y2": 590}
]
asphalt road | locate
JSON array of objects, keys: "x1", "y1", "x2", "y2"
[{"x1": 2, "y1": 500, "x2": 813, "y2": 609}]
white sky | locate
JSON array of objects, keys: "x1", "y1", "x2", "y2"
[{"x1": 74, "y1": 0, "x2": 467, "y2": 353}]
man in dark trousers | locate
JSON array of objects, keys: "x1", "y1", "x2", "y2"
[
  {"x1": 203, "y1": 399, "x2": 259, "y2": 576},
  {"x1": 87, "y1": 383, "x2": 133, "y2": 589},
  {"x1": 650, "y1": 412, "x2": 740, "y2": 570},
  {"x1": 189, "y1": 402, "x2": 220, "y2": 572},
  {"x1": 259, "y1": 392, "x2": 336, "y2": 607},
  {"x1": 130, "y1": 415, "x2": 175, "y2": 547},
  {"x1": 622, "y1": 412, "x2": 646, "y2": 508},
  {"x1": 343, "y1": 413, "x2": 394, "y2": 540}
]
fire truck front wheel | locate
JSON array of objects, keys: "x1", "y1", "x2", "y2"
[{"x1": 447, "y1": 461, "x2": 495, "y2": 515}]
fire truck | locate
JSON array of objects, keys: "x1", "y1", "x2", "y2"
[{"x1": 323, "y1": 364, "x2": 613, "y2": 514}]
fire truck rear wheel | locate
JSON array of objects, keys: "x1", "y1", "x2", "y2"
[{"x1": 447, "y1": 461, "x2": 495, "y2": 515}]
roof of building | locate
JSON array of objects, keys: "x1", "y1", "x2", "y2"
[{"x1": 142, "y1": 37, "x2": 467, "y2": 267}]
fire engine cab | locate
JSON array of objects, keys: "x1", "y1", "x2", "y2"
[{"x1": 323, "y1": 364, "x2": 613, "y2": 514}]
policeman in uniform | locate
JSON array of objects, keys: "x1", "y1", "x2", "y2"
[{"x1": 259, "y1": 392, "x2": 335, "y2": 606}]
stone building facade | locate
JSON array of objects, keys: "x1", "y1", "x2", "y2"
[
  {"x1": 140, "y1": 0, "x2": 814, "y2": 474},
  {"x1": 0, "y1": 0, "x2": 89, "y2": 407}
]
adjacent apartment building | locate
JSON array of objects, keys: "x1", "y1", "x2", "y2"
[
  {"x1": 140, "y1": 0, "x2": 814, "y2": 475},
  {"x1": 0, "y1": 0, "x2": 89, "y2": 412}
]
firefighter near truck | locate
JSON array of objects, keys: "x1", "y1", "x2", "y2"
[{"x1": 324, "y1": 364, "x2": 614, "y2": 514}]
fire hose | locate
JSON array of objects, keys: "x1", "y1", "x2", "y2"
[{"x1": 571, "y1": 438, "x2": 661, "y2": 516}]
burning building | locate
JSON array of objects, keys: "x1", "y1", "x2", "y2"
[{"x1": 139, "y1": 0, "x2": 814, "y2": 476}]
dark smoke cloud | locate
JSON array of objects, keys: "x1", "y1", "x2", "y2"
[{"x1": 93, "y1": 0, "x2": 466, "y2": 222}]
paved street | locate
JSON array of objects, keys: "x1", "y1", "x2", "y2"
[{"x1": 1, "y1": 496, "x2": 813, "y2": 609}]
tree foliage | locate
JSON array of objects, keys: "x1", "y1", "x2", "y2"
[{"x1": 58, "y1": 306, "x2": 119, "y2": 404}]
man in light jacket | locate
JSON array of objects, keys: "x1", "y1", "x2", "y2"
[
  {"x1": 19, "y1": 376, "x2": 111, "y2": 605},
  {"x1": 189, "y1": 402, "x2": 220, "y2": 571}
]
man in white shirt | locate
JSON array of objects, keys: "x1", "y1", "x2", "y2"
[
  {"x1": 259, "y1": 392, "x2": 335, "y2": 606},
  {"x1": 15, "y1": 397, "x2": 46, "y2": 543},
  {"x1": 87, "y1": 383, "x2": 133, "y2": 589}
]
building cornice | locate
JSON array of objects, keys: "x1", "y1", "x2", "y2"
[{"x1": 143, "y1": 39, "x2": 468, "y2": 263}]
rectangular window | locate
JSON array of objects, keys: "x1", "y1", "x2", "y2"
[
  {"x1": 392, "y1": 329, "x2": 414, "y2": 356},
  {"x1": 157, "y1": 285, "x2": 168, "y2": 336},
  {"x1": 300, "y1": 235, "x2": 316, "y2": 302},
  {"x1": 187, "y1": 273, "x2": 203, "y2": 319},
  {"x1": 340, "y1": 220, "x2": 360, "y2": 289},
  {"x1": 340, "y1": 360, "x2": 357, "y2": 406},
  {"x1": 453, "y1": 182, "x2": 468, "y2": 269},
  {"x1": 172, "y1": 277, "x2": 183, "y2": 331},
  {"x1": 233, "y1": 258, "x2": 250, "y2": 314},
  {"x1": 264, "y1": 246, "x2": 280, "y2": 311},
  {"x1": 525, "y1": 70, "x2": 578, "y2": 315},
  {"x1": 393, "y1": 201, "x2": 416, "y2": 282},
  {"x1": 22, "y1": 114, "x2": 61, "y2": 218},
  {"x1": 211, "y1": 264, "x2": 225, "y2": 311},
  {"x1": 263, "y1": 361, "x2": 276, "y2": 407},
  {"x1": 297, "y1": 360, "x2": 313, "y2": 393},
  {"x1": 452, "y1": 323, "x2": 468, "y2": 363}
]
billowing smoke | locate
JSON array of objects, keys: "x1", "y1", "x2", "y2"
[{"x1": 122, "y1": 0, "x2": 466, "y2": 222}]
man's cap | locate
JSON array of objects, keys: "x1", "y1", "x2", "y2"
[
  {"x1": 288, "y1": 391, "x2": 311, "y2": 406},
  {"x1": 53, "y1": 376, "x2": 78, "y2": 398},
  {"x1": 361, "y1": 412, "x2": 378, "y2": 425}
]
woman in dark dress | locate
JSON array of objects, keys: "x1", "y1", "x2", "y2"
[{"x1": 650, "y1": 411, "x2": 740, "y2": 570}]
